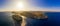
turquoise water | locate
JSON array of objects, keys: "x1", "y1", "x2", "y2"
[{"x1": 0, "y1": 12, "x2": 60, "y2": 26}]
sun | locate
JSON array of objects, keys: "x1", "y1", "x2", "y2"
[
  {"x1": 16, "y1": 2, "x2": 24, "y2": 9},
  {"x1": 15, "y1": 0, "x2": 28, "y2": 11}
]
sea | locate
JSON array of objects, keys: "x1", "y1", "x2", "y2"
[{"x1": 0, "y1": 12, "x2": 60, "y2": 26}]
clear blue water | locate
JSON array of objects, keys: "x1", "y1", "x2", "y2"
[{"x1": 0, "y1": 12, "x2": 60, "y2": 26}]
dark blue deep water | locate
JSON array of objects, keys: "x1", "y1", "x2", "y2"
[
  {"x1": 0, "y1": 12, "x2": 14, "y2": 26},
  {"x1": 0, "y1": 12, "x2": 60, "y2": 26},
  {"x1": 46, "y1": 12, "x2": 60, "y2": 26}
]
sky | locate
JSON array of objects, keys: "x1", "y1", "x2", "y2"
[
  {"x1": 0, "y1": 0, "x2": 10, "y2": 8},
  {"x1": 29, "y1": 0, "x2": 60, "y2": 7},
  {"x1": 0, "y1": 0, "x2": 60, "y2": 11},
  {"x1": 28, "y1": 0, "x2": 60, "y2": 8},
  {"x1": 27, "y1": 0, "x2": 60, "y2": 11}
]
